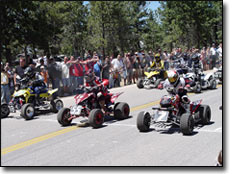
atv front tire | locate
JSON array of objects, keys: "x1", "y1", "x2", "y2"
[
  {"x1": 57, "y1": 108, "x2": 72, "y2": 126},
  {"x1": 137, "y1": 111, "x2": 151, "y2": 132},
  {"x1": 1, "y1": 103, "x2": 10, "y2": 118},
  {"x1": 137, "y1": 78, "x2": 144, "y2": 89},
  {"x1": 199, "y1": 105, "x2": 211, "y2": 125},
  {"x1": 50, "y1": 99, "x2": 64, "y2": 113},
  {"x1": 21, "y1": 103, "x2": 35, "y2": 120},
  {"x1": 114, "y1": 102, "x2": 130, "y2": 120},
  {"x1": 180, "y1": 113, "x2": 194, "y2": 135},
  {"x1": 89, "y1": 109, "x2": 104, "y2": 128}
]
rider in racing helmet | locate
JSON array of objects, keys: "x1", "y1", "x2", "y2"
[
  {"x1": 163, "y1": 70, "x2": 190, "y2": 104},
  {"x1": 85, "y1": 69, "x2": 96, "y2": 87},
  {"x1": 150, "y1": 53, "x2": 165, "y2": 78},
  {"x1": 182, "y1": 53, "x2": 189, "y2": 66},
  {"x1": 24, "y1": 66, "x2": 35, "y2": 79},
  {"x1": 150, "y1": 53, "x2": 164, "y2": 70},
  {"x1": 84, "y1": 69, "x2": 111, "y2": 114},
  {"x1": 191, "y1": 51, "x2": 203, "y2": 72},
  {"x1": 24, "y1": 66, "x2": 47, "y2": 104}
]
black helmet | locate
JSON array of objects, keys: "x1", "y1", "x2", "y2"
[
  {"x1": 85, "y1": 69, "x2": 95, "y2": 83},
  {"x1": 160, "y1": 95, "x2": 172, "y2": 108},
  {"x1": 191, "y1": 53, "x2": 200, "y2": 61},
  {"x1": 24, "y1": 66, "x2": 35, "y2": 78},
  {"x1": 183, "y1": 53, "x2": 188, "y2": 61}
]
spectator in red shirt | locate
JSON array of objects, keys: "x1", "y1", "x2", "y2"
[
  {"x1": 82, "y1": 53, "x2": 99, "y2": 73},
  {"x1": 69, "y1": 56, "x2": 84, "y2": 94}
]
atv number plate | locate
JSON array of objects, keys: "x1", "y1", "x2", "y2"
[
  {"x1": 70, "y1": 105, "x2": 82, "y2": 115},
  {"x1": 155, "y1": 111, "x2": 169, "y2": 122}
]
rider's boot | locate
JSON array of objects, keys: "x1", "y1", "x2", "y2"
[{"x1": 35, "y1": 93, "x2": 41, "y2": 105}]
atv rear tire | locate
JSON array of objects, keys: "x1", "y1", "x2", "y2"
[
  {"x1": 209, "y1": 79, "x2": 217, "y2": 89},
  {"x1": 1, "y1": 103, "x2": 10, "y2": 118},
  {"x1": 180, "y1": 113, "x2": 194, "y2": 135},
  {"x1": 50, "y1": 99, "x2": 64, "y2": 113},
  {"x1": 21, "y1": 103, "x2": 35, "y2": 120},
  {"x1": 89, "y1": 109, "x2": 104, "y2": 128},
  {"x1": 114, "y1": 102, "x2": 130, "y2": 120},
  {"x1": 137, "y1": 78, "x2": 144, "y2": 89},
  {"x1": 194, "y1": 82, "x2": 201, "y2": 93},
  {"x1": 199, "y1": 105, "x2": 211, "y2": 125},
  {"x1": 137, "y1": 111, "x2": 151, "y2": 132},
  {"x1": 57, "y1": 108, "x2": 72, "y2": 126}
]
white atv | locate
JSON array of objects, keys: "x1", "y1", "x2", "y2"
[
  {"x1": 213, "y1": 67, "x2": 222, "y2": 84},
  {"x1": 199, "y1": 72, "x2": 217, "y2": 90},
  {"x1": 184, "y1": 70, "x2": 217, "y2": 93}
]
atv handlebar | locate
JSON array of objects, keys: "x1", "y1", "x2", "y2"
[
  {"x1": 77, "y1": 85, "x2": 100, "y2": 93},
  {"x1": 152, "y1": 107, "x2": 173, "y2": 111}
]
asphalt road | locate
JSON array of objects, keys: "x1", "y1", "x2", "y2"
[{"x1": 1, "y1": 83, "x2": 222, "y2": 166}]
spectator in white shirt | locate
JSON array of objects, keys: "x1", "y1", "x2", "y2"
[
  {"x1": 210, "y1": 43, "x2": 217, "y2": 69},
  {"x1": 61, "y1": 57, "x2": 71, "y2": 95},
  {"x1": 217, "y1": 43, "x2": 222, "y2": 67},
  {"x1": 111, "y1": 55, "x2": 123, "y2": 71},
  {"x1": 111, "y1": 54, "x2": 123, "y2": 87}
]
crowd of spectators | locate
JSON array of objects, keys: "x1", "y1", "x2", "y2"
[{"x1": 1, "y1": 43, "x2": 222, "y2": 104}]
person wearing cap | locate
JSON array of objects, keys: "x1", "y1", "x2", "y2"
[{"x1": 40, "y1": 65, "x2": 49, "y2": 86}]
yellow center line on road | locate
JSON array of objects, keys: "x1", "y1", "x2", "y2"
[
  {"x1": 1, "y1": 126, "x2": 78, "y2": 155},
  {"x1": 1, "y1": 84, "x2": 222, "y2": 156}
]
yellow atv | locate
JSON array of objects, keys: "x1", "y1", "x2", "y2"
[
  {"x1": 137, "y1": 68, "x2": 167, "y2": 89},
  {"x1": 8, "y1": 83, "x2": 63, "y2": 120}
]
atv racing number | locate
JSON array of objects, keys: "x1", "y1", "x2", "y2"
[
  {"x1": 70, "y1": 105, "x2": 82, "y2": 115},
  {"x1": 154, "y1": 111, "x2": 169, "y2": 122}
]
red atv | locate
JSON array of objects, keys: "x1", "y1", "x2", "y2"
[
  {"x1": 57, "y1": 80, "x2": 130, "y2": 128},
  {"x1": 137, "y1": 91, "x2": 211, "y2": 135}
]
